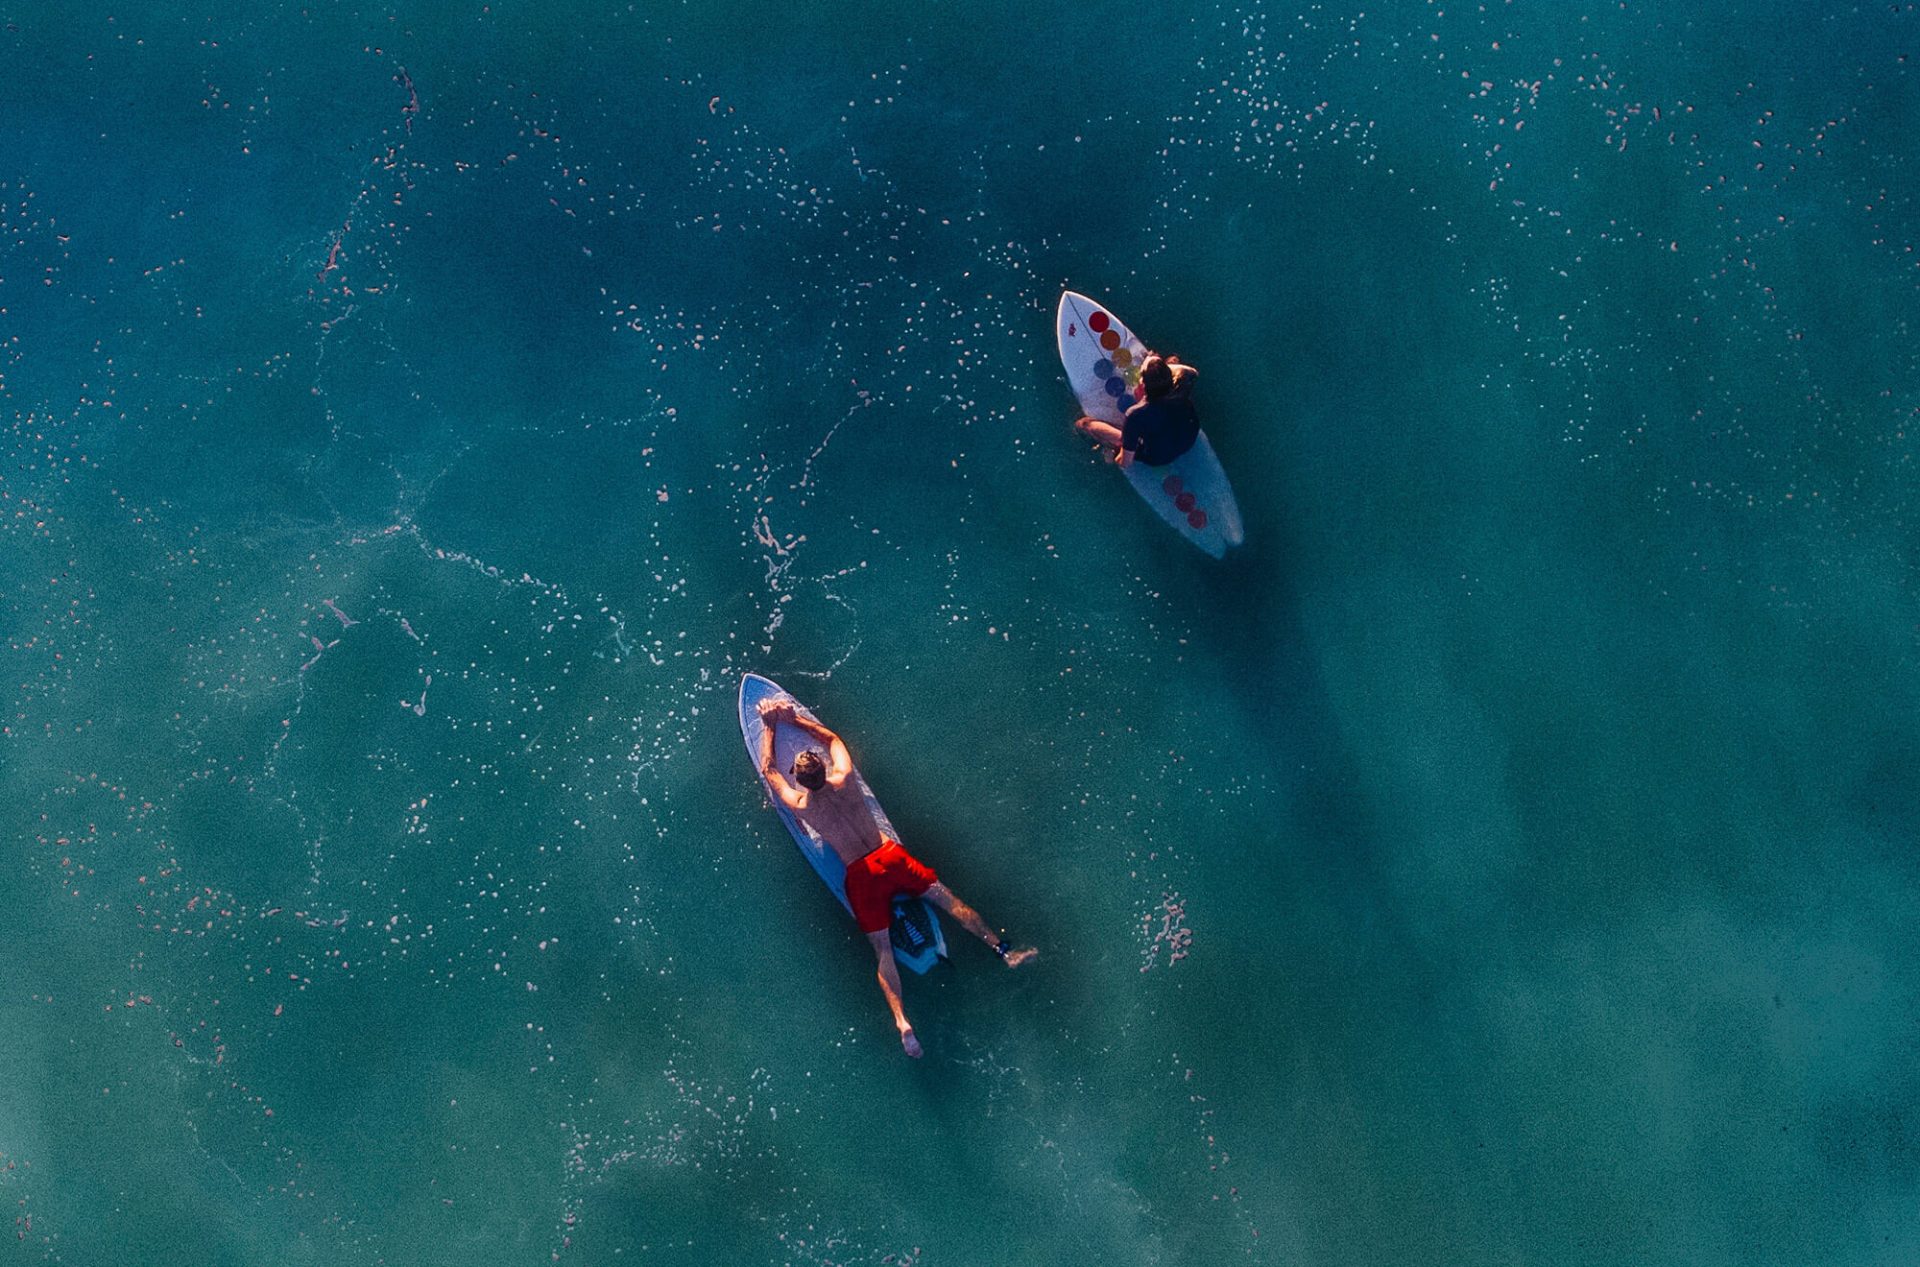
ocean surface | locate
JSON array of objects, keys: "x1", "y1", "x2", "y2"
[{"x1": 3, "y1": 2, "x2": 1918, "y2": 1263}]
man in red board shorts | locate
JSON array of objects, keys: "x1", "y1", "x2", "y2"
[{"x1": 757, "y1": 698, "x2": 1037, "y2": 1058}]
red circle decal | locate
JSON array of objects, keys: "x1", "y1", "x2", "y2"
[
  {"x1": 1088, "y1": 311, "x2": 1110, "y2": 333},
  {"x1": 1175, "y1": 492, "x2": 1196, "y2": 512},
  {"x1": 1188, "y1": 509, "x2": 1208, "y2": 529},
  {"x1": 1099, "y1": 330, "x2": 1120, "y2": 350}
]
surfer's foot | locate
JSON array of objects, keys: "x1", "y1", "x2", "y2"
[
  {"x1": 1002, "y1": 946, "x2": 1038, "y2": 969},
  {"x1": 899, "y1": 1026, "x2": 923, "y2": 1059}
]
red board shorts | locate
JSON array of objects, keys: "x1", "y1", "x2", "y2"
[{"x1": 844, "y1": 839, "x2": 939, "y2": 934}]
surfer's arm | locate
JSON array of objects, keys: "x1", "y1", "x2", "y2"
[
  {"x1": 824, "y1": 735, "x2": 853, "y2": 787},
  {"x1": 759, "y1": 724, "x2": 808, "y2": 810},
  {"x1": 788, "y1": 715, "x2": 855, "y2": 787}
]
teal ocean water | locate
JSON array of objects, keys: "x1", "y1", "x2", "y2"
[{"x1": 4, "y1": 2, "x2": 1919, "y2": 1262}]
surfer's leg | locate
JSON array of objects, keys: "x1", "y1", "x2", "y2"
[
  {"x1": 1074, "y1": 416, "x2": 1123, "y2": 449},
  {"x1": 868, "y1": 930, "x2": 922, "y2": 1057},
  {"x1": 922, "y1": 884, "x2": 992, "y2": 940},
  {"x1": 923, "y1": 884, "x2": 1038, "y2": 967}
]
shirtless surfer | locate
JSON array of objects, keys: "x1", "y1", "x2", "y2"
[{"x1": 757, "y1": 697, "x2": 1037, "y2": 1058}]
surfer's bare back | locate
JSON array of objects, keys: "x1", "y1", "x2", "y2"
[{"x1": 757, "y1": 697, "x2": 1036, "y2": 1058}]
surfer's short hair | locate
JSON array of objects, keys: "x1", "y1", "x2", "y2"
[
  {"x1": 792, "y1": 750, "x2": 827, "y2": 789},
  {"x1": 1140, "y1": 354, "x2": 1174, "y2": 400}
]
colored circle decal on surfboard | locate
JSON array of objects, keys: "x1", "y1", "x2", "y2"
[{"x1": 1058, "y1": 290, "x2": 1243, "y2": 557}]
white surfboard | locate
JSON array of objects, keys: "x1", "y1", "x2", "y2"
[
  {"x1": 1056, "y1": 290, "x2": 1245, "y2": 558},
  {"x1": 738, "y1": 673, "x2": 948, "y2": 973}
]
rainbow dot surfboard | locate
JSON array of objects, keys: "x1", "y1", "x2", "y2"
[{"x1": 1056, "y1": 290, "x2": 1245, "y2": 558}]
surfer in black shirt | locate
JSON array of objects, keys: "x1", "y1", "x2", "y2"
[{"x1": 1073, "y1": 353, "x2": 1199, "y2": 468}]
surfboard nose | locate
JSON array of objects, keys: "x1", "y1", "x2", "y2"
[{"x1": 739, "y1": 671, "x2": 778, "y2": 710}]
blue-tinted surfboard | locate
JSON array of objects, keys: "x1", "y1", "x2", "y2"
[{"x1": 738, "y1": 673, "x2": 947, "y2": 973}]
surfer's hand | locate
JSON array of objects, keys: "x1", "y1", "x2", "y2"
[
  {"x1": 758, "y1": 698, "x2": 794, "y2": 724},
  {"x1": 1002, "y1": 946, "x2": 1038, "y2": 969}
]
